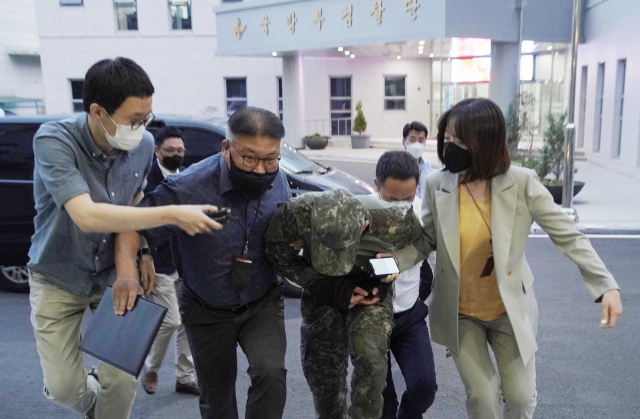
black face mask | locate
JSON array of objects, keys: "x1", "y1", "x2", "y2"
[
  {"x1": 228, "y1": 155, "x2": 279, "y2": 200},
  {"x1": 443, "y1": 142, "x2": 473, "y2": 174},
  {"x1": 160, "y1": 154, "x2": 184, "y2": 171}
]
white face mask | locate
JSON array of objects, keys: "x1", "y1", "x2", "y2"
[
  {"x1": 100, "y1": 111, "x2": 145, "y2": 151},
  {"x1": 405, "y1": 142, "x2": 425, "y2": 159}
]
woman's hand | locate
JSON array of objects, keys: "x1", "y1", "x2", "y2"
[{"x1": 600, "y1": 289, "x2": 623, "y2": 329}]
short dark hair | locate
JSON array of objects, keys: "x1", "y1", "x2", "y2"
[
  {"x1": 436, "y1": 98, "x2": 510, "y2": 183},
  {"x1": 402, "y1": 121, "x2": 428, "y2": 139},
  {"x1": 376, "y1": 151, "x2": 420, "y2": 187},
  {"x1": 228, "y1": 107, "x2": 285, "y2": 141},
  {"x1": 154, "y1": 126, "x2": 185, "y2": 147},
  {"x1": 83, "y1": 57, "x2": 155, "y2": 114}
]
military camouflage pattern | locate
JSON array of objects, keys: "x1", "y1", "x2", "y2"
[
  {"x1": 264, "y1": 191, "x2": 423, "y2": 289},
  {"x1": 300, "y1": 289, "x2": 394, "y2": 419},
  {"x1": 310, "y1": 190, "x2": 367, "y2": 276}
]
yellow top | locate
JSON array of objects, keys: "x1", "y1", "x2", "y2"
[{"x1": 458, "y1": 187, "x2": 506, "y2": 321}]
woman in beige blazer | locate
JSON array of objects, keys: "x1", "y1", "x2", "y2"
[{"x1": 395, "y1": 98, "x2": 623, "y2": 419}]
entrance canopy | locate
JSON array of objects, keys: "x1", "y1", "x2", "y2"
[{"x1": 214, "y1": 0, "x2": 573, "y2": 57}]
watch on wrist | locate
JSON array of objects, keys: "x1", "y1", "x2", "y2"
[{"x1": 138, "y1": 247, "x2": 156, "y2": 258}]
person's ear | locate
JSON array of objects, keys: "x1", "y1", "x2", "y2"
[
  {"x1": 374, "y1": 179, "x2": 379, "y2": 192},
  {"x1": 88, "y1": 103, "x2": 105, "y2": 123},
  {"x1": 154, "y1": 145, "x2": 162, "y2": 160}
]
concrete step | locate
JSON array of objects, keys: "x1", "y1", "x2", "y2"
[{"x1": 575, "y1": 150, "x2": 587, "y2": 162}]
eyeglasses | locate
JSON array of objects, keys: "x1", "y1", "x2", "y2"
[
  {"x1": 229, "y1": 142, "x2": 281, "y2": 171},
  {"x1": 160, "y1": 146, "x2": 186, "y2": 155},
  {"x1": 130, "y1": 112, "x2": 155, "y2": 130}
]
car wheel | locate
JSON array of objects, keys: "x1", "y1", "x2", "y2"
[{"x1": 0, "y1": 266, "x2": 30, "y2": 293}]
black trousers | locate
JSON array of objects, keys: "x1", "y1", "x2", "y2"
[
  {"x1": 382, "y1": 300, "x2": 438, "y2": 419},
  {"x1": 180, "y1": 285, "x2": 287, "y2": 419}
]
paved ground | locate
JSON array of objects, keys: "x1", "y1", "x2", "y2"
[
  {"x1": 1, "y1": 237, "x2": 638, "y2": 419},
  {"x1": 307, "y1": 153, "x2": 640, "y2": 232}
]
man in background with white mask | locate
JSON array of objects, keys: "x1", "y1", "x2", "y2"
[
  {"x1": 402, "y1": 122, "x2": 434, "y2": 302},
  {"x1": 373, "y1": 151, "x2": 438, "y2": 419},
  {"x1": 402, "y1": 122, "x2": 432, "y2": 199},
  {"x1": 27, "y1": 57, "x2": 222, "y2": 419}
]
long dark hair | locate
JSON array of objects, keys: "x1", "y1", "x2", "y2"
[{"x1": 436, "y1": 98, "x2": 510, "y2": 184}]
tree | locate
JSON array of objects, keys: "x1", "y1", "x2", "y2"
[
  {"x1": 505, "y1": 103, "x2": 520, "y2": 158},
  {"x1": 353, "y1": 101, "x2": 367, "y2": 134},
  {"x1": 538, "y1": 112, "x2": 567, "y2": 184}
]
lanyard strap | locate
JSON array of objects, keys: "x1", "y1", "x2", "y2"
[
  {"x1": 243, "y1": 199, "x2": 262, "y2": 257},
  {"x1": 463, "y1": 184, "x2": 492, "y2": 236}
]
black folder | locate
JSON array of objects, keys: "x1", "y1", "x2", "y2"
[{"x1": 79, "y1": 287, "x2": 167, "y2": 377}]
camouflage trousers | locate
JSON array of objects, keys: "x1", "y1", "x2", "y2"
[{"x1": 300, "y1": 288, "x2": 394, "y2": 419}]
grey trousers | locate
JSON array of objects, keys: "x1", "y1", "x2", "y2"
[
  {"x1": 452, "y1": 314, "x2": 537, "y2": 419},
  {"x1": 145, "y1": 271, "x2": 196, "y2": 384},
  {"x1": 29, "y1": 271, "x2": 139, "y2": 419}
]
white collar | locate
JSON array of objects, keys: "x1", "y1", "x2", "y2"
[{"x1": 158, "y1": 158, "x2": 179, "y2": 178}]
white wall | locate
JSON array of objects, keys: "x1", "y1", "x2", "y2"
[
  {"x1": 304, "y1": 56, "x2": 432, "y2": 139},
  {"x1": 0, "y1": 0, "x2": 44, "y2": 115},
  {"x1": 34, "y1": 0, "x2": 282, "y2": 117},
  {"x1": 577, "y1": 0, "x2": 640, "y2": 179}
]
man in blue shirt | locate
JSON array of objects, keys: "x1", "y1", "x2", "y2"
[
  {"x1": 28, "y1": 58, "x2": 221, "y2": 419},
  {"x1": 116, "y1": 107, "x2": 291, "y2": 419}
]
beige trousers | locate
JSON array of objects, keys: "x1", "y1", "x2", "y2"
[
  {"x1": 452, "y1": 315, "x2": 537, "y2": 419},
  {"x1": 145, "y1": 271, "x2": 196, "y2": 384},
  {"x1": 29, "y1": 271, "x2": 139, "y2": 418}
]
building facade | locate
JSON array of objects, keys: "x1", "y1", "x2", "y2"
[
  {"x1": 576, "y1": 0, "x2": 640, "y2": 179},
  {"x1": 0, "y1": 0, "x2": 44, "y2": 115}
]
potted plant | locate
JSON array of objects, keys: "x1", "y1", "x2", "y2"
[
  {"x1": 536, "y1": 112, "x2": 585, "y2": 204},
  {"x1": 303, "y1": 133, "x2": 330, "y2": 150},
  {"x1": 350, "y1": 101, "x2": 370, "y2": 149}
]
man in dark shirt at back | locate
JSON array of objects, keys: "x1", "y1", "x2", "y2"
[{"x1": 115, "y1": 107, "x2": 291, "y2": 419}]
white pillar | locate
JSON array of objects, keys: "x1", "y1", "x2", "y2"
[
  {"x1": 489, "y1": 42, "x2": 520, "y2": 115},
  {"x1": 282, "y1": 53, "x2": 306, "y2": 148}
]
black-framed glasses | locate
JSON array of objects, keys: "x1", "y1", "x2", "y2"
[{"x1": 229, "y1": 142, "x2": 281, "y2": 171}]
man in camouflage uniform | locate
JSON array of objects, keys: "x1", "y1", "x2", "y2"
[{"x1": 265, "y1": 189, "x2": 423, "y2": 419}]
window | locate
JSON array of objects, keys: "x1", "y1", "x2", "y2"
[
  {"x1": 384, "y1": 76, "x2": 406, "y2": 110},
  {"x1": 593, "y1": 63, "x2": 605, "y2": 153},
  {"x1": 521, "y1": 55, "x2": 534, "y2": 81},
  {"x1": 225, "y1": 78, "x2": 247, "y2": 117},
  {"x1": 277, "y1": 77, "x2": 283, "y2": 121},
  {"x1": 115, "y1": 0, "x2": 137, "y2": 31},
  {"x1": 611, "y1": 59, "x2": 626, "y2": 158},
  {"x1": 70, "y1": 80, "x2": 84, "y2": 113},
  {"x1": 330, "y1": 77, "x2": 352, "y2": 135},
  {"x1": 61, "y1": 0, "x2": 83, "y2": 5},
  {"x1": 577, "y1": 66, "x2": 588, "y2": 148},
  {"x1": 170, "y1": 0, "x2": 191, "y2": 30}
]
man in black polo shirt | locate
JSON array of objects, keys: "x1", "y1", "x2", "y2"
[{"x1": 115, "y1": 107, "x2": 291, "y2": 419}]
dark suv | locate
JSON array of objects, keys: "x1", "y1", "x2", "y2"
[{"x1": 0, "y1": 114, "x2": 373, "y2": 293}]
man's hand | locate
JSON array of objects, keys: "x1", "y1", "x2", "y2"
[
  {"x1": 171, "y1": 205, "x2": 224, "y2": 236},
  {"x1": 112, "y1": 277, "x2": 140, "y2": 315},
  {"x1": 139, "y1": 254, "x2": 156, "y2": 297},
  {"x1": 375, "y1": 253, "x2": 400, "y2": 283},
  {"x1": 349, "y1": 287, "x2": 381, "y2": 309},
  {"x1": 600, "y1": 289, "x2": 623, "y2": 329},
  {"x1": 290, "y1": 237, "x2": 305, "y2": 251}
]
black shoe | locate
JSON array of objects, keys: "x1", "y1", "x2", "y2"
[{"x1": 175, "y1": 380, "x2": 200, "y2": 395}]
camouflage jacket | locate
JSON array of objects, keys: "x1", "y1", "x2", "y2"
[{"x1": 264, "y1": 193, "x2": 423, "y2": 289}]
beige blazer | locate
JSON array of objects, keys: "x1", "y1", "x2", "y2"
[{"x1": 395, "y1": 165, "x2": 619, "y2": 366}]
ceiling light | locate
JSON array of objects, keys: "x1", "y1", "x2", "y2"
[
  {"x1": 350, "y1": 54, "x2": 355, "y2": 58},
  {"x1": 338, "y1": 47, "x2": 344, "y2": 51},
  {"x1": 418, "y1": 45, "x2": 424, "y2": 49},
  {"x1": 345, "y1": 51, "x2": 350, "y2": 55},
  {"x1": 429, "y1": 53, "x2": 434, "y2": 58},
  {"x1": 419, "y1": 51, "x2": 424, "y2": 54},
  {"x1": 419, "y1": 40, "x2": 425, "y2": 45},
  {"x1": 547, "y1": 46, "x2": 553, "y2": 51},
  {"x1": 397, "y1": 55, "x2": 401, "y2": 59},
  {"x1": 272, "y1": 52, "x2": 277, "y2": 56}
]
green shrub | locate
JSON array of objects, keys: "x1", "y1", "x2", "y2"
[{"x1": 353, "y1": 101, "x2": 367, "y2": 134}]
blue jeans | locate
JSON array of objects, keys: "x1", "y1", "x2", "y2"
[{"x1": 382, "y1": 300, "x2": 438, "y2": 419}]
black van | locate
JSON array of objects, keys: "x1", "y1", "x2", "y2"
[{"x1": 0, "y1": 114, "x2": 373, "y2": 293}]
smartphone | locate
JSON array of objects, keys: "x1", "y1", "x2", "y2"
[
  {"x1": 206, "y1": 207, "x2": 231, "y2": 225},
  {"x1": 369, "y1": 257, "x2": 399, "y2": 276}
]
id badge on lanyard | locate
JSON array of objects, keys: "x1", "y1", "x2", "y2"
[{"x1": 231, "y1": 200, "x2": 260, "y2": 290}]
